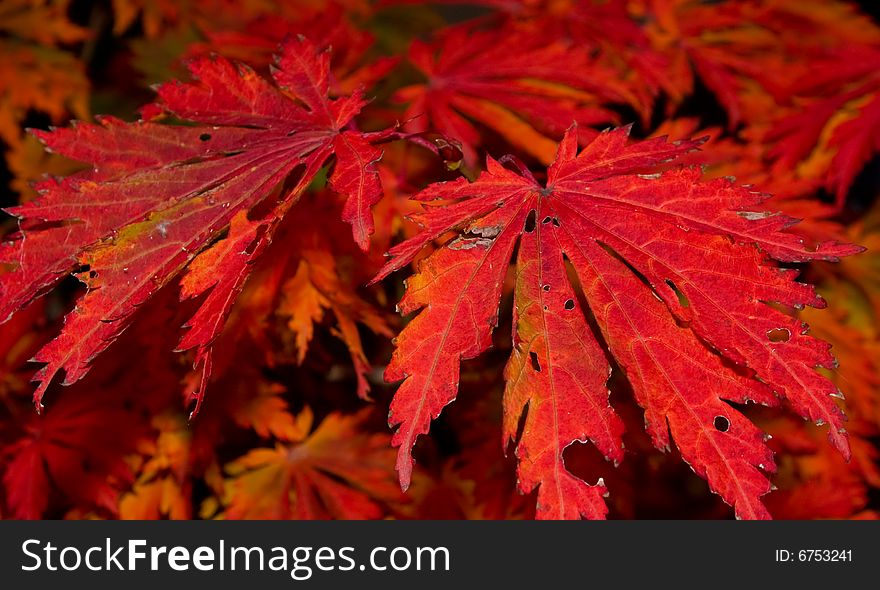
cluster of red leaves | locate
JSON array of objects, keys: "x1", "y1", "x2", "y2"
[{"x1": 1, "y1": 0, "x2": 879, "y2": 520}]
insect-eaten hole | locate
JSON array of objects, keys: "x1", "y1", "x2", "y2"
[
  {"x1": 529, "y1": 351, "x2": 542, "y2": 372},
  {"x1": 664, "y1": 279, "x2": 689, "y2": 308},
  {"x1": 75, "y1": 263, "x2": 98, "y2": 280},
  {"x1": 542, "y1": 216, "x2": 560, "y2": 227},
  {"x1": 564, "y1": 299, "x2": 575, "y2": 310},
  {"x1": 542, "y1": 284, "x2": 551, "y2": 292},
  {"x1": 766, "y1": 328, "x2": 791, "y2": 342},
  {"x1": 713, "y1": 415, "x2": 730, "y2": 432},
  {"x1": 199, "y1": 133, "x2": 212, "y2": 141},
  {"x1": 524, "y1": 210, "x2": 537, "y2": 233}
]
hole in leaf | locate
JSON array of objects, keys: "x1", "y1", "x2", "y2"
[
  {"x1": 542, "y1": 216, "x2": 553, "y2": 224},
  {"x1": 563, "y1": 440, "x2": 618, "y2": 493},
  {"x1": 542, "y1": 284, "x2": 551, "y2": 292},
  {"x1": 199, "y1": 133, "x2": 212, "y2": 141},
  {"x1": 766, "y1": 328, "x2": 791, "y2": 342},
  {"x1": 551, "y1": 217, "x2": 560, "y2": 227},
  {"x1": 665, "y1": 279, "x2": 689, "y2": 308},
  {"x1": 564, "y1": 299, "x2": 575, "y2": 310},
  {"x1": 529, "y1": 351, "x2": 541, "y2": 372},
  {"x1": 524, "y1": 210, "x2": 537, "y2": 233},
  {"x1": 713, "y1": 416, "x2": 730, "y2": 432},
  {"x1": 598, "y1": 241, "x2": 657, "y2": 293}
]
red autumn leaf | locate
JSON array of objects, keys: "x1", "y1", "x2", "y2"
[
  {"x1": 395, "y1": 21, "x2": 632, "y2": 166},
  {"x1": 1, "y1": 388, "x2": 144, "y2": 519},
  {"x1": 185, "y1": 6, "x2": 398, "y2": 96},
  {"x1": 420, "y1": 0, "x2": 799, "y2": 130},
  {"x1": 397, "y1": 0, "x2": 666, "y2": 122},
  {"x1": 536, "y1": 0, "x2": 667, "y2": 115},
  {"x1": 768, "y1": 44, "x2": 880, "y2": 207},
  {"x1": 639, "y1": 0, "x2": 795, "y2": 129},
  {"x1": 377, "y1": 125, "x2": 860, "y2": 519},
  {"x1": 0, "y1": 36, "x2": 391, "y2": 409}
]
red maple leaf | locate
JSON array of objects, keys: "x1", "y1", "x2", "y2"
[
  {"x1": 395, "y1": 21, "x2": 632, "y2": 166},
  {"x1": 768, "y1": 44, "x2": 880, "y2": 207},
  {"x1": 376, "y1": 126, "x2": 861, "y2": 519},
  {"x1": 185, "y1": 5, "x2": 398, "y2": 96},
  {"x1": 396, "y1": 0, "x2": 666, "y2": 118},
  {"x1": 1, "y1": 387, "x2": 144, "y2": 519},
  {"x1": 0, "y1": 36, "x2": 392, "y2": 410}
]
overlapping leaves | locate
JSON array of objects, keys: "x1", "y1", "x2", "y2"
[{"x1": 0, "y1": 0, "x2": 877, "y2": 522}]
